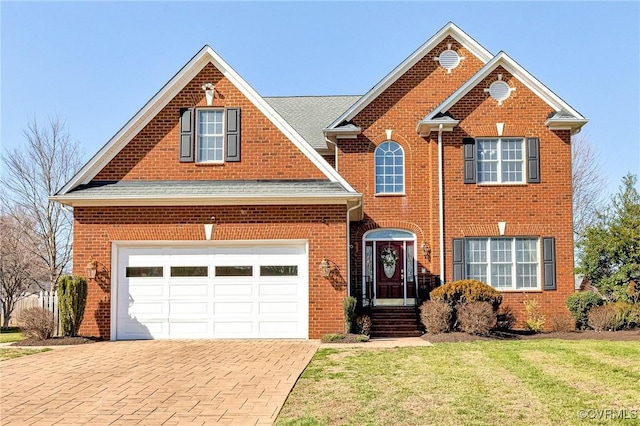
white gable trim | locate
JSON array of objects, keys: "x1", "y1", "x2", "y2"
[
  {"x1": 420, "y1": 51, "x2": 587, "y2": 127},
  {"x1": 58, "y1": 46, "x2": 357, "y2": 195},
  {"x1": 326, "y1": 22, "x2": 493, "y2": 130}
]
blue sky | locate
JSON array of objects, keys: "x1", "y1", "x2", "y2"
[{"x1": 2, "y1": 1, "x2": 639, "y2": 196}]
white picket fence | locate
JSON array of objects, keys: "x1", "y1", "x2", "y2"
[{"x1": 2, "y1": 291, "x2": 61, "y2": 335}]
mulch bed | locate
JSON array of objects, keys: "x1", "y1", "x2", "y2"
[
  {"x1": 11, "y1": 336, "x2": 103, "y2": 346},
  {"x1": 422, "y1": 329, "x2": 640, "y2": 343}
]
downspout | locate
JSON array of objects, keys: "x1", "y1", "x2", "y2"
[
  {"x1": 324, "y1": 136, "x2": 339, "y2": 172},
  {"x1": 438, "y1": 124, "x2": 445, "y2": 284},
  {"x1": 346, "y1": 198, "x2": 362, "y2": 298}
]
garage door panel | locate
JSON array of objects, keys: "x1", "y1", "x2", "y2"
[
  {"x1": 259, "y1": 301, "x2": 298, "y2": 314},
  {"x1": 116, "y1": 243, "x2": 307, "y2": 339},
  {"x1": 169, "y1": 322, "x2": 209, "y2": 336},
  {"x1": 215, "y1": 301, "x2": 253, "y2": 314},
  {"x1": 128, "y1": 301, "x2": 166, "y2": 316},
  {"x1": 259, "y1": 283, "x2": 298, "y2": 296},
  {"x1": 214, "y1": 321, "x2": 254, "y2": 335},
  {"x1": 169, "y1": 301, "x2": 210, "y2": 315},
  {"x1": 169, "y1": 283, "x2": 209, "y2": 297},
  {"x1": 214, "y1": 283, "x2": 253, "y2": 297}
]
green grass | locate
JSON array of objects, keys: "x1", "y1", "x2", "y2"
[
  {"x1": 0, "y1": 331, "x2": 25, "y2": 343},
  {"x1": 0, "y1": 348, "x2": 50, "y2": 361},
  {"x1": 276, "y1": 339, "x2": 640, "y2": 426}
]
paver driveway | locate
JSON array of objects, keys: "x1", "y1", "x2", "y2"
[{"x1": 1, "y1": 340, "x2": 318, "y2": 425}]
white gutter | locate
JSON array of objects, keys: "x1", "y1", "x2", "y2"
[
  {"x1": 345, "y1": 198, "x2": 363, "y2": 298},
  {"x1": 438, "y1": 124, "x2": 445, "y2": 284},
  {"x1": 325, "y1": 137, "x2": 339, "y2": 172}
]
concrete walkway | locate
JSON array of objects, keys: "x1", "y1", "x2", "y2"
[{"x1": 1, "y1": 340, "x2": 318, "y2": 425}]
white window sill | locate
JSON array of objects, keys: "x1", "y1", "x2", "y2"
[{"x1": 374, "y1": 193, "x2": 406, "y2": 197}]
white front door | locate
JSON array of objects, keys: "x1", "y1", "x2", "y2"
[{"x1": 114, "y1": 243, "x2": 308, "y2": 339}]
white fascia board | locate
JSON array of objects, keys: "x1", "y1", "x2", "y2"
[
  {"x1": 50, "y1": 193, "x2": 362, "y2": 207},
  {"x1": 416, "y1": 119, "x2": 460, "y2": 136},
  {"x1": 545, "y1": 118, "x2": 589, "y2": 134},
  {"x1": 423, "y1": 52, "x2": 587, "y2": 122},
  {"x1": 58, "y1": 46, "x2": 357, "y2": 196},
  {"x1": 326, "y1": 22, "x2": 493, "y2": 130}
]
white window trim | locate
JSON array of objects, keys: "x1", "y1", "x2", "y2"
[
  {"x1": 196, "y1": 108, "x2": 225, "y2": 164},
  {"x1": 374, "y1": 141, "x2": 405, "y2": 195},
  {"x1": 476, "y1": 137, "x2": 526, "y2": 184},
  {"x1": 466, "y1": 237, "x2": 541, "y2": 291}
]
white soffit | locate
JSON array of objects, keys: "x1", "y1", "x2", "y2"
[
  {"x1": 326, "y1": 22, "x2": 493, "y2": 130},
  {"x1": 58, "y1": 46, "x2": 357, "y2": 195}
]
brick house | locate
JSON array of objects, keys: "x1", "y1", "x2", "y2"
[{"x1": 53, "y1": 23, "x2": 587, "y2": 339}]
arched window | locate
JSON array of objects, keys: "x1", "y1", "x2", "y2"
[{"x1": 374, "y1": 141, "x2": 404, "y2": 194}]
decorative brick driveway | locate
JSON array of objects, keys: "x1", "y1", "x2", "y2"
[{"x1": 1, "y1": 340, "x2": 318, "y2": 425}]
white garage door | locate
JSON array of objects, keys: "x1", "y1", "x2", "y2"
[{"x1": 114, "y1": 244, "x2": 308, "y2": 339}]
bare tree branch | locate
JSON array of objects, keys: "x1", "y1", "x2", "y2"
[
  {"x1": 1, "y1": 116, "x2": 84, "y2": 294},
  {"x1": 572, "y1": 134, "x2": 606, "y2": 261}
]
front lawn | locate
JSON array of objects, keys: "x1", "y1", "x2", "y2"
[
  {"x1": 0, "y1": 328, "x2": 25, "y2": 343},
  {"x1": 276, "y1": 339, "x2": 640, "y2": 425},
  {"x1": 0, "y1": 348, "x2": 50, "y2": 361}
]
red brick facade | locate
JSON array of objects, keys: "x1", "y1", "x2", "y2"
[{"x1": 63, "y1": 26, "x2": 582, "y2": 338}]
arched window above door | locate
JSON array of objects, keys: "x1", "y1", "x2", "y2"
[{"x1": 374, "y1": 141, "x2": 404, "y2": 194}]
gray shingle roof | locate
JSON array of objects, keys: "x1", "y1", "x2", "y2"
[
  {"x1": 265, "y1": 95, "x2": 361, "y2": 151},
  {"x1": 64, "y1": 180, "x2": 356, "y2": 201}
]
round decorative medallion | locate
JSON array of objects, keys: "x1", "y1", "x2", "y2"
[
  {"x1": 489, "y1": 80, "x2": 512, "y2": 102},
  {"x1": 438, "y1": 49, "x2": 460, "y2": 71}
]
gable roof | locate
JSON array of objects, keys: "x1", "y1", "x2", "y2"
[
  {"x1": 265, "y1": 95, "x2": 361, "y2": 151},
  {"x1": 418, "y1": 51, "x2": 588, "y2": 135},
  {"x1": 325, "y1": 22, "x2": 494, "y2": 131},
  {"x1": 57, "y1": 46, "x2": 358, "y2": 196}
]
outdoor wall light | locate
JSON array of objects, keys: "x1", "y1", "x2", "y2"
[
  {"x1": 85, "y1": 258, "x2": 97, "y2": 280},
  {"x1": 319, "y1": 258, "x2": 331, "y2": 279},
  {"x1": 421, "y1": 242, "x2": 431, "y2": 260}
]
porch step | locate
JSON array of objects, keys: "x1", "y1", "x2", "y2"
[{"x1": 369, "y1": 306, "x2": 423, "y2": 338}]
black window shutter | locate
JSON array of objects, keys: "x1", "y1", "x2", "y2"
[
  {"x1": 463, "y1": 138, "x2": 476, "y2": 184},
  {"x1": 452, "y1": 238, "x2": 465, "y2": 281},
  {"x1": 225, "y1": 107, "x2": 241, "y2": 162},
  {"x1": 179, "y1": 108, "x2": 194, "y2": 162},
  {"x1": 527, "y1": 137, "x2": 540, "y2": 183},
  {"x1": 542, "y1": 237, "x2": 556, "y2": 290}
]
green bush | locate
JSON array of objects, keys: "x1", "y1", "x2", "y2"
[
  {"x1": 419, "y1": 300, "x2": 452, "y2": 334},
  {"x1": 58, "y1": 275, "x2": 88, "y2": 337},
  {"x1": 457, "y1": 302, "x2": 496, "y2": 336},
  {"x1": 430, "y1": 280, "x2": 503, "y2": 311},
  {"x1": 566, "y1": 291, "x2": 603, "y2": 330},
  {"x1": 343, "y1": 296, "x2": 357, "y2": 334}
]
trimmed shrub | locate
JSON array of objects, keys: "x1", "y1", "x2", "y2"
[
  {"x1": 496, "y1": 306, "x2": 516, "y2": 330},
  {"x1": 419, "y1": 300, "x2": 452, "y2": 334},
  {"x1": 523, "y1": 295, "x2": 545, "y2": 333},
  {"x1": 549, "y1": 314, "x2": 574, "y2": 332},
  {"x1": 566, "y1": 291, "x2": 603, "y2": 330},
  {"x1": 343, "y1": 297, "x2": 357, "y2": 334},
  {"x1": 430, "y1": 280, "x2": 502, "y2": 311},
  {"x1": 19, "y1": 307, "x2": 55, "y2": 340},
  {"x1": 58, "y1": 275, "x2": 88, "y2": 337},
  {"x1": 355, "y1": 315, "x2": 372, "y2": 336},
  {"x1": 457, "y1": 302, "x2": 496, "y2": 336},
  {"x1": 612, "y1": 301, "x2": 640, "y2": 330},
  {"x1": 588, "y1": 304, "x2": 618, "y2": 331}
]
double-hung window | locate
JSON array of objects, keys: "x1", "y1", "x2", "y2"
[
  {"x1": 374, "y1": 141, "x2": 404, "y2": 194},
  {"x1": 197, "y1": 109, "x2": 224, "y2": 163},
  {"x1": 465, "y1": 237, "x2": 539, "y2": 290},
  {"x1": 476, "y1": 138, "x2": 524, "y2": 183}
]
